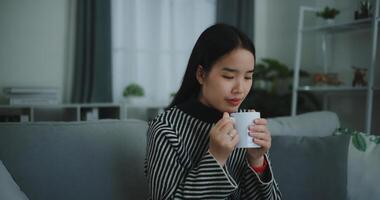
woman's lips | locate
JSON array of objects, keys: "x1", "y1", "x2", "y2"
[{"x1": 226, "y1": 98, "x2": 241, "y2": 106}]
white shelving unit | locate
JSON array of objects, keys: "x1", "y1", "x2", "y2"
[
  {"x1": 0, "y1": 103, "x2": 165, "y2": 122},
  {"x1": 291, "y1": 2, "x2": 379, "y2": 133},
  {"x1": 0, "y1": 103, "x2": 121, "y2": 122}
]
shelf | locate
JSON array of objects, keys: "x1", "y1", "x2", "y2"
[
  {"x1": 293, "y1": 2, "x2": 379, "y2": 133},
  {"x1": 0, "y1": 103, "x2": 119, "y2": 108},
  {"x1": 298, "y1": 86, "x2": 369, "y2": 92},
  {"x1": 302, "y1": 18, "x2": 373, "y2": 33},
  {"x1": 0, "y1": 103, "x2": 164, "y2": 122},
  {"x1": 0, "y1": 107, "x2": 31, "y2": 122},
  {"x1": 34, "y1": 107, "x2": 77, "y2": 122},
  {"x1": 0, "y1": 103, "x2": 122, "y2": 122}
]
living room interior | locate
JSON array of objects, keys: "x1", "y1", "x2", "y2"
[
  {"x1": 0, "y1": 0, "x2": 379, "y2": 199},
  {"x1": 0, "y1": 0, "x2": 379, "y2": 133}
]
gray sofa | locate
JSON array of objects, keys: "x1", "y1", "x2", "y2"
[
  {"x1": 0, "y1": 120, "x2": 149, "y2": 200},
  {"x1": 0, "y1": 111, "x2": 371, "y2": 200}
]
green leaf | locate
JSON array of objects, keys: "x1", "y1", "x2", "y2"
[{"x1": 352, "y1": 133, "x2": 367, "y2": 152}]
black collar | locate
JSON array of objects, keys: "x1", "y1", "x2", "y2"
[{"x1": 177, "y1": 98, "x2": 223, "y2": 124}]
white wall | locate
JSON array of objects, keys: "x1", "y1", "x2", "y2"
[
  {"x1": 254, "y1": 0, "x2": 317, "y2": 68},
  {"x1": 0, "y1": 0, "x2": 72, "y2": 103}
]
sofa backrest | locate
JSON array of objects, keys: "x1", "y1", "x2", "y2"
[
  {"x1": 268, "y1": 111, "x2": 340, "y2": 136},
  {"x1": 0, "y1": 119, "x2": 148, "y2": 200}
]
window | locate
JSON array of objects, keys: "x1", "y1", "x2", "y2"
[{"x1": 111, "y1": 0, "x2": 216, "y2": 106}]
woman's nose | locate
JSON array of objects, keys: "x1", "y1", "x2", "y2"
[{"x1": 232, "y1": 79, "x2": 244, "y2": 94}]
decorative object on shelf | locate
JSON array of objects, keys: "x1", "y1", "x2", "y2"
[
  {"x1": 253, "y1": 58, "x2": 309, "y2": 94},
  {"x1": 355, "y1": 0, "x2": 373, "y2": 20},
  {"x1": 312, "y1": 73, "x2": 343, "y2": 86},
  {"x1": 352, "y1": 66, "x2": 368, "y2": 87},
  {"x1": 3, "y1": 87, "x2": 59, "y2": 105},
  {"x1": 123, "y1": 83, "x2": 145, "y2": 105},
  {"x1": 316, "y1": 6, "x2": 340, "y2": 24}
]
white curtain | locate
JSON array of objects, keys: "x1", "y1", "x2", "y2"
[{"x1": 111, "y1": 0, "x2": 216, "y2": 106}]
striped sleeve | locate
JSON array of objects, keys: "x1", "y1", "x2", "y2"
[
  {"x1": 240, "y1": 154, "x2": 282, "y2": 199},
  {"x1": 146, "y1": 122, "x2": 238, "y2": 199}
]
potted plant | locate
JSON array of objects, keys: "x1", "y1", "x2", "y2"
[
  {"x1": 253, "y1": 58, "x2": 309, "y2": 94},
  {"x1": 123, "y1": 83, "x2": 145, "y2": 105},
  {"x1": 316, "y1": 6, "x2": 340, "y2": 24},
  {"x1": 240, "y1": 58, "x2": 320, "y2": 117}
]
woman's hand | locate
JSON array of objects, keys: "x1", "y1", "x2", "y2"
[
  {"x1": 247, "y1": 118, "x2": 272, "y2": 167},
  {"x1": 208, "y1": 112, "x2": 239, "y2": 166}
]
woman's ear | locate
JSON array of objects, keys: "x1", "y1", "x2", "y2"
[{"x1": 196, "y1": 65, "x2": 205, "y2": 85}]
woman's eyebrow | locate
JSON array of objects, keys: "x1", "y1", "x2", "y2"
[
  {"x1": 222, "y1": 67, "x2": 254, "y2": 73},
  {"x1": 222, "y1": 67, "x2": 238, "y2": 72}
]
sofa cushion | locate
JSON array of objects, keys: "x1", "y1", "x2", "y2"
[
  {"x1": 334, "y1": 128, "x2": 380, "y2": 200},
  {"x1": 268, "y1": 111, "x2": 340, "y2": 136},
  {"x1": 0, "y1": 119, "x2": 148, "y2": 200},
  {"x1": 0, "y1": 160, "x2": 29, "y2": 200},
  {"x1": 270, "y1": 135, "x2": 350, "y2": 200}
]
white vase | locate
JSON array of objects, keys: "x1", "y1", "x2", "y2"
[
  {"x1": 326, "y1": 19, "x2": 335, "y2": 25},
  {"x1": 124, "y1": 96, "x2": 145, "y2": 106}
]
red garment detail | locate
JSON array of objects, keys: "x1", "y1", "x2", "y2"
[{"x1": 252, "y1": 157, "x2": 268, "y2": 174}]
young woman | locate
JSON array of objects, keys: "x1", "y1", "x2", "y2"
[{"x1": 145, "y1": 24, "x2": 282, "y2": 199}]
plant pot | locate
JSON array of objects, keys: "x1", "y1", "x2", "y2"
[
  {"x1": 123, "y1": 96, "x2": 145, "y2": 106},
  {"x1": 326, "y1": 19, "x2": 335, "y2": 25}
]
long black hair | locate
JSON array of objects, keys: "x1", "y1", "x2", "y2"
[{"x1": 168, "y1": 23, "x2": 256, "y2": 108}]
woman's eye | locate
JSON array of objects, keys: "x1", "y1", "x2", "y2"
[
  {"x1": 223, "y1": 76, "x2": 234, "y2": 79},
  {"x1": 245, "y1": 77, "x2": 252, "y2": 80}
]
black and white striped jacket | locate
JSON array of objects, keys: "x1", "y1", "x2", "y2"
[{"x1": 145, "y1": 99, "x2": 282, "y2": 199}]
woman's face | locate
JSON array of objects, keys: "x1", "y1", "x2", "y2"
[{"x1": 197, "y1": 48, "x2": 254, "y2": 113}]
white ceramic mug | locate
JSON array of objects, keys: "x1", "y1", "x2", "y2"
[{"x1": 230, "y1": 112, "x2": 261, "y2": 148}]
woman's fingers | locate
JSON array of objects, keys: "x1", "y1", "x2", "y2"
[
  {"x1": 214, "y1": 118, "x2": 230, "y2": 132},
  {"x1": 231, "y1": 131, "x2": 240, "y2": 146},
  {"x1": 219, "y1": 120, "x2": 234, "y2": 134},
  {"x1": 250, "y1": 132, "x2": 271, "y2": 141},
  {"x1": 249, "y1": 125, "x2": 268, "y2": 133},
  {"x1": 214, "y1": 112, "x2": 232, "y2": 129},
  {"x1": 252, "y1": 138, "x2": 271, "y2": 149},
  {"x1": 253, "y1": 118, "x2": 267, "y2": 125},
  {"x1": 228, "y1": 129, "x2": 238, "y2": 138}
]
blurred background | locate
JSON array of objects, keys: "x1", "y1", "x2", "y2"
[{"x1": 0, "y1": 0, "x2": 379, "y2": 134}]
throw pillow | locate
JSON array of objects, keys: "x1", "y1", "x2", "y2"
[
  {"x1": 333, "y1": 128, "x2": 380, "y2": 200},
  {"x1": 270, "y1": 135, "x2": 349, "y2": 200},
  {"x1": 0, "y1": 160, "x2": 29, "y2": 200},
  {"x1": 268, "y1": 111, "x2": 340, "y2": 136}
]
